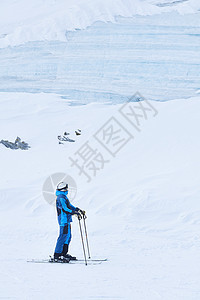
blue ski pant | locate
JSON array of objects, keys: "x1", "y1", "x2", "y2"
[{"x1": 54, "y1": 224, "x2": 72, "y2": 254}]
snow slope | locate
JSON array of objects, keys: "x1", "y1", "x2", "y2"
[
  {"x1": 0, "y1": 0, "x2": 200, "y2": 298},
  {"x1": 0, "y1": 92, "x2": 200, "y2": 299},
  {"x1": 0, "y1": 0, "x2": 200, "y2": 47}
]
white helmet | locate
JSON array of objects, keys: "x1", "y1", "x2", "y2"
[{"x1": 57, "y1": 182, "x2": 68, "y2": 191}]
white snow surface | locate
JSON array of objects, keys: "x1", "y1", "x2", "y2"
[
  {"x1": 0, "y1": 92, "x2": 200, "y2": 299},
  {"x1": 0, "y1": 0, "x2": 200, "y2": 47},
  {"x1": 0, "y1": 0, "x2": 200, "y2": 298}
]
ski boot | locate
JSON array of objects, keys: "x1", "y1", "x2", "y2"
[
  {"x1": 53, "y1": 254, "x2": 70, "y2": 263},
  {"x1": 64, "y1": 254, "x2": 77, "y2": 261},
  {"x1": 62, "y1": 244, "x2": 77, "y2": 261}
]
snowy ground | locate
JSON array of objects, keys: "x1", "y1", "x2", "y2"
[
  {"x1": 0, "y1": 0, "x2": 200, "y2": 299},
  {"x1": 0, "y1": 92, "x2": 200, "y2": 299}
]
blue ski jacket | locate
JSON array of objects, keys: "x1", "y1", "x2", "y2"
[{"x1": 56, "y1": 190, "x2": 77, "y2": 226}]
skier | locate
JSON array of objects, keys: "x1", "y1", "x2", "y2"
[{"x1": 54, "y1": 182, "x2": 85, "y2": 262}]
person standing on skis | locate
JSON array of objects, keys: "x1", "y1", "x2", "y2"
[{"x1": 54, "y1": 182, "x2": 85, "y2": 262}]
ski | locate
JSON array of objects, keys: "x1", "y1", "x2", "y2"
[
  {"x1": 27, "y1": 259, "x2": 102, "y2": 265},
  {"x1": 77, "y1": 258, "x2": 107, "y2": 262},
  {"x1": 48, "y1": 255, "x2": 107, "y2": 263}
]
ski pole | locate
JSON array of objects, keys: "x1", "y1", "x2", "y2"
[
  {"x1": 78, "y1": 215, "x2": 87, "y2": 266},
  {"x1": 83, "y1": 214, "x2": 91, "y2": 259}
]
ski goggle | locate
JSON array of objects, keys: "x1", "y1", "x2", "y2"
[{"x1": 58, "y1": 184, "x2": 68, "y2": 191}]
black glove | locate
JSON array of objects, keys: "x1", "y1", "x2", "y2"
[
  {"x1": 72, "y1": 210, "x2": 82, "y2": 219},
  {"x1": 76, "y1": 207, "x2": 86, "y2": 216}
]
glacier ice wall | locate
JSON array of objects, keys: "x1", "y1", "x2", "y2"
[{"x1": 0, "y1": 13, "x2": 199, "y2": 103}]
